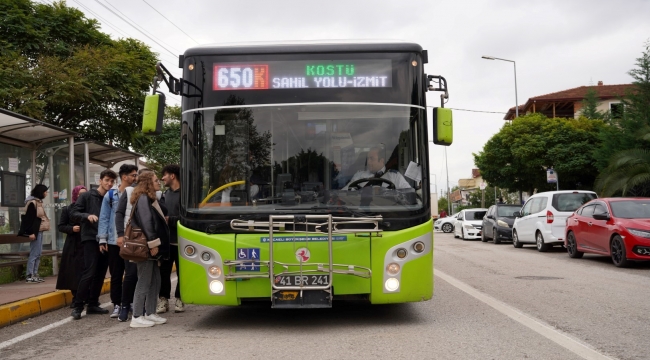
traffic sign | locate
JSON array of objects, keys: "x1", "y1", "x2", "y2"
[{"x1": 480, "y1": 182, "x2": 487, "y2": 190}]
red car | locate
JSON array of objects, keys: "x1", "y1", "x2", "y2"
[{"x1": 565, "y1": 198, "x2": 650, "y2": 267}]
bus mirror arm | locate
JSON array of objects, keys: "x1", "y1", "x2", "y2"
[
  {"x1": 153, "y1": 61, "x2": 203, "y2": 98},
  {"x1": 426, "y1": 75, "x2": 449, "y2": 108}
]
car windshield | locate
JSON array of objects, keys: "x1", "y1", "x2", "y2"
[
  {"x1": 552, "y1": 193, "x2": 597, "y2": 212},
  {"x1": 465, "y1": 211, "x2": 486, "y2": 220},
  {"x1": 497, "y1": 205, "x2": 521, "y2": 217},
  {"x1": 610, "y1": 200, "x2": 650, "y2": 219},
  {"x1": 183, "y1": 103, "x2": 425, "y2": 215}
]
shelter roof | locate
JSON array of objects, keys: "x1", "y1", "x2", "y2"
[{"x1": 0, "y1": 108, "x2": 78, "y2": 148}]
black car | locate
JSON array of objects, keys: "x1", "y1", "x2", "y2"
[{"x1": 481, "y1": 204, "x2": 521, "y2": 244}]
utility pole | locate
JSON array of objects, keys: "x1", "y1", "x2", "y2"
[{"x1": 445, "y1": 147, "x2": 451, "y2": 215}]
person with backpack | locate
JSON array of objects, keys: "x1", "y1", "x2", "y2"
[
  {"x1": 97, "y1": 164, "x2": 138, "y2": 318},
  {"x1": 22, "y1": 184, "x2": 50, "y2": 283},
  {"x1": 128, "y1": 171, "x2": 170, "y2": 328},
  {"x1": 70, "y1": 169, "x2": 117, "y2": 320}
]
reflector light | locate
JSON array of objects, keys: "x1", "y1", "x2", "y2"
[
  {"x1": 386, "y1": 263, "x2": 401, "y2": 275},
  {"x1": 184, "y1": 245, "x2": 196, "y2": 256},
  {"x1": 209, "y1": 266, "x2": 222, "y2": 277},
  {"x1": 547, "y1": 210, "x2": 554, "y2": 224}
]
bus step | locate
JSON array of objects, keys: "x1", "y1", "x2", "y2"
[{"x1": 272, "y1": 290, "x2": 332, "y2": 309}]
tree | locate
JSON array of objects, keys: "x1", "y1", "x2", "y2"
[
  {"x1": 593, "y1": 41, "x2": 650, "y2": 171},
  {"x1": 594, "y1": 42, "x2": 650, "y2": 195},
  {"x1": 474, "y1": 114, "x2": 605, "y2": 195},
  {"x1": 438, "y1": 195, "x2": 449, "y2": 214},
  {"x1": 0, "y1": 0, "x2": 157, "y2": 148},
  {"x1": 132, "y1": 105, "x2": 181, "y2": 174},
  {"x1": 580, "y1": 88, "x2": 605, "y2": 120}
]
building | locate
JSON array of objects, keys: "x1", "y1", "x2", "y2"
[
  {"x1": 504, "y1": 82, "x2": 634, "y2": 120},
  {"x1": 451, "y1": 169, "x2": 484, "y2": 207}
]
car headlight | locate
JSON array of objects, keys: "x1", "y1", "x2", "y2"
[
  {"x1": 464, "y1": 224, "x2": 474, "y2": 230},
  {"x1": 497, "y1": 220, "x2": 509, "y2": 228},
  {"x1": 628, "y1": 228, "x2": 650, "y2": 239},
  {"x1": 434, "y1": 220, "x2": 441, "y2": 225}
]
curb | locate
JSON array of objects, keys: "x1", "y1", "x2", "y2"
[{"x1": 0, "y1": 278, "x2": 111, "y2": 328}]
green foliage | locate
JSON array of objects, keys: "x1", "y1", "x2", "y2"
[
  {"x1": 132, "y1": 105, "x2": 182, "y2": 174},
  {"x1": 437, "y1": 196, "x2": 449, "y2": 213},
  {"x1": 594, "y1": 41, "x2": 650, "y2": 171},
  {"x1": 474, "y1": 114, "x2": 605, "y2": 194},
  {"x1": 595, "y1": 146, "x2": 650, "y2": 196},
  {"x1": 581, "y1": 88, "x2": 605, "y2": 120},
  {"x1": 0, "y1": 0, "x2": 157, "y2": 148}
]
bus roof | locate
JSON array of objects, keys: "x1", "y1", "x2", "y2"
[{"x1": 183, "y1": 40, "x2": 424, "y2": 57}]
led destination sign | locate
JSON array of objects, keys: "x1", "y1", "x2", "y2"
[{"x1": 213, "y1": 60, "x2": 392, "y2": 91}]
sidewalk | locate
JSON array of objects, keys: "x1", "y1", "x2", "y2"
[{"x1": 0, "y1": 274, "x2": 110, "y2": 328}]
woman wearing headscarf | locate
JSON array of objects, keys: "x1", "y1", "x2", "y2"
[
  {"x1": 129, "y1": 171, "x2": 170, "y2": 328},
  {"x1": 56, "y1": 186, "x2": 87, "y2": 300},
  {"x1": 23, "y1": 184, "x2": 50, "y2": 283}
]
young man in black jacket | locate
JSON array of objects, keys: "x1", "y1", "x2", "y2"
[
  {"x1": 157, "y1": 165, "x2": 183, "y2": 313},
  {"x1": 70, "y1": 169, "x2": 117, "y2": 320}
]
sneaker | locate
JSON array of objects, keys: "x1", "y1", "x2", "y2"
[
  {"x1": 130, "y1": 316, "x2": 155, "y2": 328},
  {"x1": 118, "y1": 305, "x2": 131, "y2": 322},
  {"x1": 71, "y1": 308, "x2": 82, "y2": 320},
  {"x1": 156, "y1": 297, "x2": 169, "y2": 314},
  {"x1": 35, "y1": 277, "x2": 45, "y2": 282},
  {"x1": 86, "y1": 305, "x2": 109, "y2": 315},
  {"x1": 26, "y1": 276, "x2": 38, "y2": 284},
  {"x1": 144, "y1": 313, "x2": 167, "y2": 325},
  {"x1": 110, "y1": 305, "x2": 120, "y2": 318},
  {"x1": 174, "y1": 298, "x2": 185, "y2": 313}
]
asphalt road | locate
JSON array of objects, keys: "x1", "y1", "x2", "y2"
[{"x1": 1, "y1": 232, "x2": 648, "y2": 360}]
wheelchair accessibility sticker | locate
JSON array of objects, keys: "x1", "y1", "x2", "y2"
[{"x1": 236, "y1": 248, "x2": 261, "y2": 271}]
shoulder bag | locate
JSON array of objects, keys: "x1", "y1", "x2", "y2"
[{"x1": 120, "y1": 199, "x2": 149, "y2": 262}]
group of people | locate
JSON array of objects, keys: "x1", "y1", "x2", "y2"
[{"x1": 22, "y1": 164, "x2": 183, "y2": 329}]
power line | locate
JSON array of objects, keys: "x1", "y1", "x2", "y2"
[
  {"x1": 93, "y1": 0, "x2": 179, "y2": 58},
  {"x1": 70, "y1": 0, "x2": 130, "y2": 38},
  {"x1": 140, "y1": 0, "x2": 200, "y2": 45}
]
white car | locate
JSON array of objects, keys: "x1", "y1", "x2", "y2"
[
  {"x1": 434, "y1": 213, "x2": 458, "y2": 233},
  {"x1": 453, "y1": 208, "x2": 488, "y2": 240},
  {"x1": 512, "y1": 190, "x2": 597, "y2": 252}
]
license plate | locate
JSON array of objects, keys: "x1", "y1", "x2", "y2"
[{"x1": 274, "y1": 275, "x2": 329, "y2": 286}]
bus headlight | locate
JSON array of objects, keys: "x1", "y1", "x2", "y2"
[
  {"x1": 385, "y1": 278, "x2": 400, "y2": 292},
  {"x1": 396, "y1": 248, "x2": 407, "y2": 259},
  {"x1": 209, "y1": 280, "x2": 224, "y2": 294},
  {"x1": 386, "y1": 263, "x2": 400, "y2": 275},
  {"x1": 413, "y1": 241, "x2": 425, "y2": 253},
  {"x1": 184, "y1": 245, "x2": 196, "y2": 256},
  {"x1": 209, "y1": 266, "x2": 222, "y2": 277},
  {"x1": 201, "y1": 252, "x2": 211, "y2": 261}
]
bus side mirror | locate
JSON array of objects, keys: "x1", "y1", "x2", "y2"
[
  {"x1": 142, "y1": 93, "x2": 166, "y2": 135},
  {"x1": 433, "y1": 107, "x2": 453, "y2": 146}
]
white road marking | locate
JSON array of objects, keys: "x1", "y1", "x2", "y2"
[
  {"x1": 0, "y1": 274, "x2": 179, "y2": 350},
  {"x1": 434, "y1": 269, "x2": 616, "y2": 360},
  {"x1": 0, "y1": 302, "x2": 113, "y2": 350}
]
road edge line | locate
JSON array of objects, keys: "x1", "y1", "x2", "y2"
[
  {"x1": 0, "y1": 278, "x2": 111, "y2": 329},
  {"x1": 434, "y1": 269, "x2": 616, "y2": 360}
]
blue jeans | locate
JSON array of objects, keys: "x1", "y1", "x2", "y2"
[{"x1": 27, "y1": 231, "x2": 43, "y2": 277}]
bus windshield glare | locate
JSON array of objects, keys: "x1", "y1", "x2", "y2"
[{"x1": 184, "y1": 103, "x2": 424, "y2": 215}]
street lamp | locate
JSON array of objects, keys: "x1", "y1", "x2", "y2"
[{"x1": 482, "y1": 56, "x2": 519, "y2": 119}]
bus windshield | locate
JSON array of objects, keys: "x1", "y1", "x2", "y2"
[{"x1": 183, "y1": 103, "x2": 424, "y2": 216}]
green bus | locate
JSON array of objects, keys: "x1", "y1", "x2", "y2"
[{"x1": 143, "y1": 41, "x2": 452, "y2": 308}]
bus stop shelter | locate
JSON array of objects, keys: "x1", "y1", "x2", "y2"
[{"x1": 0, "y1": 108, "x2": 140, "y2": 276}]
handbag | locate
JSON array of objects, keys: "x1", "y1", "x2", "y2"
[
  {"x1": 18, "y1": 201, "x2": 42, "y2": 239},
  {"x1": 120, "y1": 200, "x2": 149, "y2": 262}
]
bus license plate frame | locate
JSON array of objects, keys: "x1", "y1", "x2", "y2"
[{"x1": 274, "y1": 275, "x2": 329, "y2": 287}]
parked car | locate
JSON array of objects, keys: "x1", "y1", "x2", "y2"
[
  {"x1": 565, "y1": 198, "x2": 650, "y2": 267},
  {"x1": 434, "y1": 213, "x2": 458, "y2": 233},
  {"x1": 512, "y1": 190, "x2": 597, "y2": 251},
  {"x1": 481, "y1": 204, "x2": 521, "y2": 244},
  {"x1": 453, "y1": 208, "x2": 488, "y2": 240}
]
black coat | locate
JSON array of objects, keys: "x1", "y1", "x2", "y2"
[
  {"x1": 55, "y1": 206, "x2": 84, "y2": 291},
  {"x1": 131, "y1": 194, "x2": 170, "y2": 260},
  {"x1": 71, "y1": 189, "x2": 104, "y2": 242}
]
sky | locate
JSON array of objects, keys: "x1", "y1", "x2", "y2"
[{"x1": 56, "y1": 0, "x2": 650, "y2": 195}]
